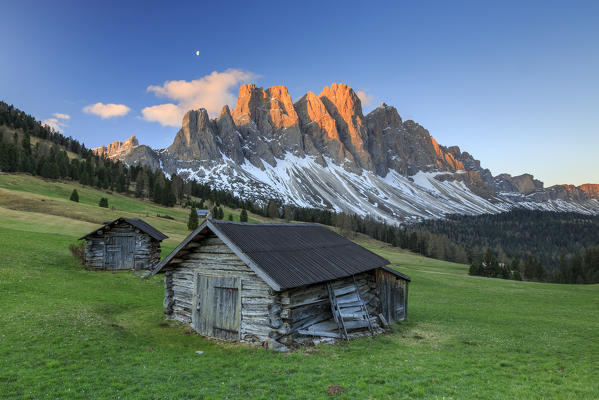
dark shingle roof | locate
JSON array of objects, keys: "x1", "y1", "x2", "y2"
[
  {"x1": 79, "y1": 217, "x2": 168, "y2": 241},
  {"x1": 153, "y1": 220, "x2": 391, "y2": 290}
]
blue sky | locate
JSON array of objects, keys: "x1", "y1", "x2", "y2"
[{"x1": 1, "y1": 0, "x2": 597, "y2": 186}]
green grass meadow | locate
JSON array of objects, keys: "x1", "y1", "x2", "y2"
[{"x1": 0, "y1": 173, "x2": 598, "y2": 399}]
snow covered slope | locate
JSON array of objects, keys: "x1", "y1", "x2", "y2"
[{"x1": 96, "y1": 82, "x2": 599, "y2": 223}]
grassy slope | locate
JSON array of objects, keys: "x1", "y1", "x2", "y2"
[{"x1": 0, "y1": 173, "x2": 598, "y2": 399}]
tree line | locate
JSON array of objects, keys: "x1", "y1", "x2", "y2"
[{"x1": 412, "y1": 210, "x2": 599, "y2": 284}]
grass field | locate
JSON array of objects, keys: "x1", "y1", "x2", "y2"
[{"x1": 1, "y1": 173, "x2": 598, "y2": 399}]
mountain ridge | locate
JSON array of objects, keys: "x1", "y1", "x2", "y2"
[{"x1": 93, "y1": 82, "x2": 599, "y2": 222}]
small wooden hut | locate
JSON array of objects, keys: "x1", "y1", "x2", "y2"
[
  {"x1": 152, "y1": 220, "x2": 410, "y2": 350},
  {"x1": 196, "y1": 209, "x2": 211, "y2": 218},
  {"x1": 80, "y1": 217, "x2": 168, "y2": 270}
]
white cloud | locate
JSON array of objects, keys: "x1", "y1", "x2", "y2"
[
  {"x1": 53, "y1": 113, "x2": 70, "y2": 120},
  {"x1": 357, "y1": 89, "x2": 375, "y2": 107},
  {"x1": 141, "y1": 104, "x2": 182, "y2": 127},
  {"x1": 42, "y1": 118, "x2": 63, "y2": 132},
  {"x1": 42, "y1": 112, "x2": 70, "y2": 132},
  {"x1": 83, "y1": 102, "x2": 131, "y2": 119},
  {"x1": 142, "y1": 68, "x2": 256, "y2": 127}
]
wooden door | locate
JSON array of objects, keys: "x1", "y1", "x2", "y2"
[
  {"x1": 192, "y1": 274, "x2": 241, "y2": 340},
  {"x1": 104, "y1": 235, "x2": 135, "y2": 270},
  {"x1": 376, "y1": 269, "x2": 406, "y2": 323}
]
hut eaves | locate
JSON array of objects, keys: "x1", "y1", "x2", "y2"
[{"x1": 152, "y1": 220, "x2": 390, "y2": 291}]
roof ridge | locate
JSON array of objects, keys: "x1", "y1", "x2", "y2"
[{"x1": 211, "y1": 220, "x2": 320, "y2": 227}]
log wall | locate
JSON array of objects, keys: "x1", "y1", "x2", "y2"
[
  {"x1": 275, "y1": 271, "x2": 381, "y2": 345},
  {"x1": 84, "y1": 222, "x2": 161, "y2": 270},
  {"x1": 163, "y1": 233, "x2": 277, "y2": 343}
]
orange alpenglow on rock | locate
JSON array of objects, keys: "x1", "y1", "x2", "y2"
[
  {"x1": 93, "y1": 136, "x2": 139, "y2": 159},
  {"x1": 90, "y1": 81, "x2": 599, "y2": 219}
]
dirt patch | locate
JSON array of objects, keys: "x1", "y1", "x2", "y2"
[
  {"x1": 110, "y1": 323, "x2": 124, "y2": 331},
  {"x1": 327, "y1": 385, "x2": 346, "y2": 396}
]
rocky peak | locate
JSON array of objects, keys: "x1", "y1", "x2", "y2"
[
  {"x1": 230, "y1": 84, "x2": 304, "y2": 166},
  {"x1": 318, "y1": 83, "x2": 372, "y2": 171},
  {"x1": 580, "y1": 184, "x2": 599, "y2": 198},
  {"x1": 167, "y1": 108, "x2": 219, "y2": 162},
  {"x1": 216, "y1": 105, "x2": 244, "y2": 164},
  {"x1": 92, "y1": 135, "x2": 138, "y2": 159},
  {"x1": 232, "y1": 83, "x2": 299, "y2": 130},
  {"x1": 294, "y1": 91, "x2": 348, "y2": 167},
  {"x1": 496, "y1": 173, "x2": 544, "y2": 195},
  {"x1": 365, "y1": 103, "x2": 403, "y2": 129},
  {"x1": 319, "y1": 83, "x2": 364, "y2": 121}
]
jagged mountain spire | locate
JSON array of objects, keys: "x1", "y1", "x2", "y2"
[{"x1": 93, "y1": 82, "x2": 599, "y2": 222}]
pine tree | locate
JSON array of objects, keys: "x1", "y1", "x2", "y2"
[
  {"x1": 228, "y1": 213, "x2": 234, "y2": 221},
  {"x1": 22, "y1": 132, "x2": 31, "y2": 154},
  {"x1": 116, "y1": 172, "x2": 126, "y2": 193},
  {"x1": 152, "y1": 183, "x2": 162, "y2": 204},
  {"x1": 284, "y1": 205, "x2": 293, "y2": 222},
  {"x1": 240, "y1": 209, "x2": 248, "y2": 222},
  {"x1": 135, "y1": 172, "x2": 145, "y2": 198},
  {"x1": 469, "y1": 262, "x2": 482, "y2": 276},
  {"x1": 212, "y1": 205, "x2": 219, "y2": 219},
  {"x1": 266, "y1": 201, "x2": 278, "y2": 219},
  {"x1": 512, "y1": 269, "x2": 522, "y2": 281},
  {"x1": 70, "y1": 189, "x2": 79, "y2": 202},
  {"x1": 218, "y1": 207, "x2": 224, "y2": 219},
  {"x1": 98, "y1": 197, "x2": 108, "y2": 208},
  {"x1": 188, "y1": 207, "x2": 199, "y2": 230}
]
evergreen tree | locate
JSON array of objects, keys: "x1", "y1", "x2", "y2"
[
  {"x1": 284, "y1": 205, "x2": 293, "y2": 222},
  {"x1": 212, "y1": 205, "x2": 219, "y2": 219},
  {"x1": 512, "y1": 269, "x2": 522, "y2": 281},
  {"x1": 228, "y1": 213, "x2": 234, "y2": 221},
  {"x1": 70, "y1": 189, "x2": 79, "y2": 202},
  {"x1": 218, "y1": 207, "x2": 224, "y2": 219},
  {"x1": 188, "y1": 207, "x2": 199, "y2": 230},
  {"x1": 469, "y1": 262, "x2": 482, "y2": 276},
  {"x1": 22, "y1": 132, "x2": 31, "y2": 154},
  {"x1": 135, "y1": 173, "x2": 145, "y2": 198},
  {"x1": 98, "y1": 197, "x2": 108, "y2": 208},
  {"x1": 240, "y1": 209, "x2": 248, "y2": 222},
  {"x1": 116, "y1": 172, "x2": 126, "y2": 193},
  {"x1": 152, "y1": 183, "x2": 163, "y2": 204},
  {"x1": 266, "y1": 201, "x2": 278, "y2": 218}
]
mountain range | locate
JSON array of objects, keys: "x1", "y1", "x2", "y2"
[{"x1": 93, "y1": 83, "x2": 599, "y2": 223}]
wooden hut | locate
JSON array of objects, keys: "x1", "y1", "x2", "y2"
[
  {"x1": 196, "y1": 209, "x2": 211, "y2": 218},
  {"x1": 151, "y1": 220, "x2": 409, "y2": 350},
  {"x1": 80, "y1": 217, "x2": 168, "y2": 270}
]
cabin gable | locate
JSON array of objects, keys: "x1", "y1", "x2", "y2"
[
  {"x1": 82, "y1": 218, "x2": 164, "y2": 270},
  {"x1": 163, "y1": 231, "x2": 276, "y2": 343}
]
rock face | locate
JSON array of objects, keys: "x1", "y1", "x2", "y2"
[
  {"x1": 93, "y1": 83, "x2": 599, "y2": 222},
  {"x1": 93, "y1": 136, "x2": 139, "y2": 159}
]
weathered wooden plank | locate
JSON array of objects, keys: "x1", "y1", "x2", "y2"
[
  {"x1": 242, "y1": 297, "x2": 275, "y2": 306},
  {"x1": 298, "y1": 329, "x2": 341, "y2": 338}
]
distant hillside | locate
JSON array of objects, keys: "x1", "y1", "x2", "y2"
[{"x1": 410, "y1": 210, "x2": 599, "y2": 276}]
